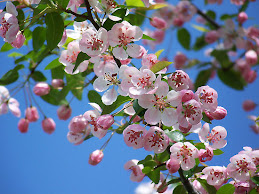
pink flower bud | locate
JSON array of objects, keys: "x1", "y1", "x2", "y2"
[
  {"x1": 96, "y1": 114, "x2": 114, "y2": 130},
  {"x1": 250, "y1": 124, "x2": 259, "y2": 134},
  {"x1": 209, "y1": 106, "x2": 227, "y2": 120},
  {"x1": 88, "y1": 150, "x2": 104, "y2": 166},
  {"x1": 18, "y1": 118, "x2": 29, "y2": 133},
  {"x1": 51, "y1": 79, "x2": 64, "y2": 89},
  {"x1": 196, "y1": 16, "x2": 206, "y2": 24},
  {"x1": 205, "y1": 30, "x2": 219, "y2": 44},
  {"x1": 198, "y1": 146, "x2": 214, "y2": 162},
  {"x1": 11, "y1": 32, "x2": 25, "y2": 48},
  {"x1": 243, "y1": 69, "x2": 257, "y2": 83},
  {"x1": 173, "y1": 17, "x2": 184, "y2": 27},
  {"x1": 33, "y1": 82, "x2": 50, "y2": 96},
  {"x1": 57, "y1": 105, "x2": 72, "y2": 120},
  {"x1": 25, "y1": 106, "x2": 39, "y2": 122},
  {"x1": 150, "y1": 17, "x2": 167, "y2": 29},
  {"x1": 242, "y1": 100, "x2": 257, "y2": 111},
  {"x1": 179, "y1": 123, "x2": 192, "y2": 133},
  {"x1": 68, "y1": 115, "x2": 87, "y2": 133},
  {"x1": 42, "y1": 118, "x2": 55, "y2": 134},
  {"x1": 238, "y1": 12, "x2": 248, "y2": 24},
  {"x1": 166, "y1": 158, "x2": 180, "y2": 174},
  {"x1": 174, "y1": 52, "x2": 187, "y2": 69},
  {"x1": 245, "y1": 50, "x2": 258, "y2": 66},
  {"x1": 180, "y1": 89, "x2": 194, "y2": 103}
]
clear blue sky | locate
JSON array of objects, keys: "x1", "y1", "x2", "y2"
[{"x1": 0, "y1": 1, "x2": 258, "y2": 194}]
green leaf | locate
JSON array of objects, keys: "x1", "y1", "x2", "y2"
[
  {"x1": 126, "y1": 0, "x2": 145, "y2": 7},
  {"x1": 32, "y1": 26, "x2": 46, "y2": 52},
  {"x1": 202, "y1": 112, "x2": 212, "y2": 124},
  {"x1": 249, "y1": 189, "x2": 258, "y2": 194},
  {"x1": 142, "y1": 34, "x2": 156, "y2": 41},
  {"x1": 164, "y1": 130, "x2": 184, "y2": 142},
  {"x1": 31, "y1": 71, "x2": 47, "y2": 82},
  {"x1": 103, "y1": 8, "x2": 127, "y2": 30},
  {"x1": 220, "y1": 14, "x2": 238, "y2": 21},
  {"x1": 102, "y1": 96, "x2": 131, "y2": 115},
  {"x1": 124, "y1": 11, "x2": 146, "y2": 26},
  {"x1": 155, "y1": 150, "x2": 170, "y2": 163},
  {"x1": 193, "y1": 35, "x2": 207, "y2": 51},
  {"x1": 54, "y1": 0, "x2": 70, "y2": 8},
  {"x1": 213, "y1": 149, "x2": 224, "y2": 155},
  {"x1": 51, "y1": 65, "x2": 64, "y2": 79},
  {"x1": 0, "y1": 65, "x2": 24, "y2": 85},
  {"x1": 191, "y1": 24, "x2": 209, "y2": 32},
  {"x1": 74, "y1": 52, "x2": 90, "y2": 73},
  {"x1": 1, "y1": 42, "x2": 13, "y2": 52},
  {"x1": 150, "y1": 61, "x2": 172, "y2": 73},
  {"x1": 88, "y1": 90, "x2": 105, "y2": 110},
  {"x1": 138, "y1": 155, "x2": 153, "y2": 165},
  {"x1": 155, "y1": 49, "x2": 164, "y2": 58},
  {"x1": 239, "y1": 1, "x2": 249, "y2": 12},
  {"x1": 194, "y1": 69, "x2": 212, "y2": 90},
  {"x1": 173, "y1": 184, "x2": 186, "y2": 194},
  {"x1": 207, "y1": 10, "x2": 216, "y2": 20},
  {"x1": 195, "y1": 143, "x2": 206, "y2": 150},
  {"x1": 217, "y1": 69, "x2": 246, "y2": 90},
  {"x1": 167, "y1": 178, "x2": 181, "y2": 185},
  {"x1": 132, "y1": 99, "x2": 145, "y2": 117},
  {"x1": 177, "y1": 28, "x2": 191, "y2": 50},
  {"x1": 45, "y1": 58, "x2": 62, "y2": 70},
  {"x1": 67, "y1": 74, "x2": 85, "y2": 100},
  {"x1": 40, "y1": 88, "x2": 68, "y2": 105},
  {"x1": 146, "y1": 168, "x2": 160, "y2": 184},
  {"x1": 210, "y1": 50, "x2": 231, "y2": 68},
  {"x1": 216, "y1": 184, "x2": 235, "y2": 194},
  {"x1": 142, "y1": 166, "x2": 152, "y2": 174},
  {"x1": 8, "y1": 52, "x2": 23, "y2": 58},
  {"x1": 251, "y1": 176, "x2": 259, "y2": 185},
  {"x1": 45, "y1": 12, "x2": 64, "y2": 51},
  {"x1": 197, "y1": 178, "x2": 217, "y2": 194}
]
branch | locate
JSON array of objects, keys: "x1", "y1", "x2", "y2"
[
  {"x1": 84, "y1": 0, "x2": 100, "y2": 30},
  {"x1": 178, "y1": 167, "x2": 198, "y2": 194}
]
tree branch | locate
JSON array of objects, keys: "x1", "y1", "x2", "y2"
[{"x1": 178, "y1": 167, "x2": 198, "y2": 194}]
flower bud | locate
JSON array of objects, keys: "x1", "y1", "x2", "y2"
[
  {"x1": 68, "y1": 115, "x2": 87, "y2": 133},
  {"x1": 209, "y1": 106, "x2": 227, "y2": 120},
  {"x1": 180, "y1": 89, "x2": 194, "y2": 103},
  {"x1": 242, "y1": 100, "x2": 257, "y2": 111},
  {"x1": 150, "y1": 17, "x2": 167, "y2": 29},
  {"x1": 166, "y1": 158, "x2": 180, "y2": 174},
  {"x1": 25, "y1": 106, "x2": 39, "y2": 122},
  {"x1": 88, "y1": 150, "x2": 104, "y2": 166},
  {"x1": 57, "y1": 105, "x2": 72, "y2": 120},
  {"x1": 250, "y1": 124, "x2": 259, "y2": 134},
  {"x1": 243, "y1": 69, "x2": 257, "y2": 83},
  {"x1": 18, "y1": 118, "x2": 29, "y2": 133},
  {"x1": 205, "y1": 30, "x2": 219, "y2": 44},
  {"x1": 173, "y1": 17, "x2": 184, "y2": 27},
  {"x1": 42, "y1": 118, "x2": 55, "y2": 134},
  {"x1": 51, "y1": 79, "x2": 64, "y2": 89},
  {"x1": 174, "y1": 52, "x2": 187, "y2": 69},
  {"x1": 238, "y1": 12, "x2": 248, "y2": 24},
  {"x1": 96, "y1": 114, "x2": 114, "y2": 130},
  {"x1": 245, "y1": 50, "x2": 258, "y2": 66},
  {"x1": 198, "y1": 146, "x2": 214, "y2": 162},
  {"x1": 11, "y1": 32, "x2": 25, "y2": 48},
  {"x1": 179, "y1": 123, "x2": 192, "y2": 133},
  {"x1": 33, "y1": 82, "x2": 50, "y2": 96}
]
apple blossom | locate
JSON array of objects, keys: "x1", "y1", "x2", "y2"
[
  {"x1": 123, "y1": 124, "x2": 147, "y2": 149},
  {"x1": 143, "y1": 126, "x2": 169, "y2": 153},
  {"x1": 33, "y1": 82, "x2": 50, "y2": 96},
  {"x1": 192, "y1": 180, "x2": 208, "y2": 194},
  {"x1": 205, "y1": 31, "x2": 219, "y2": 44},
  {"x1": 66, "y1": 21, "x2": 94, "y2": 40},
  {"x1": 198, "y1": 146, "x2": 214, "y2": 162},
  {"x1": 25, "y1": 106, "x2": 39, "y2": 122},
  {"x1": 88, "y1": 150, "x2": 104, "y2": 166},
  {"x1": 96, "y1": 114, "x2": 114, "y2": 130},
  {"x1": 124, "y1": 159, "x2": 145, "y2": 182},
  {"x1": 108, "y1": 21, "x2": 143, "y2": 60},
  {"x1": 202, "y1": 166, "x2": 227, "y2": 186},
  {"x1": 170, "y1": 142, "x2": 198, "y2": 171},
  {"x1": 168, "y1": 70, "x2": 191, "y2": 91}
]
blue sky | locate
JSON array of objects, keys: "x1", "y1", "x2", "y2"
[{"x1": 0, "y1": 1, "x2": 259, "y2": 194}]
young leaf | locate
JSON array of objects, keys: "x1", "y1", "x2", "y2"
[
  {"x1": 155, "y1": 49, "x2": 164, "y2": 58},
  {"x1": 191, "y1": 24, "x2": 209, "y2": 32},
  {"x1": 88, "y1": 90, "x2": 105, "y2": 110},
  {"x1": 102, "y1": 96, "x2": 131, "y2": 115},
  {"x1": 177, "y1": 28, "x2": 191, "y2": 50},
  {"x1": 32, "y1": 26, "x2": 46, "y2": 52},
  {"x1": 31, "y1": 71, "x2": 47, "y2": 82},
  {"x1": 142, "y1": 34, "x2": 156, "y2": 41},
  {"x1": 45, "y1": 58, "x2": 62, "y2": 70},
  {"x1": 0, "y1": 65, "x2": 24, "y2": 85},
  {"x1": 150, "y1": 61, "x2": 172, "y2": 73},
  {"x1": 73, "y1": 52, "x2": 90, "y2": 73},
  {"x1": 216, "y1": 184, "x2": 235, "y2": 194},
  {"x1": 1, "y1": 42, "x2": 13, "y2": 52},
  {"x1": 164, "y1": 130, "x2": 184, "y2": 142},
  {"x1": 125, "y1": 0, "x2": 145, "y2": 7},
  {"x1": 45, "y1": 12, "x2": 64, "y2": 51},
  {"x1": 213, "y1": 149, "x2": 224, "y2": 155}
]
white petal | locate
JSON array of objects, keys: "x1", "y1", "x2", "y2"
[
  {"x1": 161, "y1": 108, "x2": 177, "y2": 126},
  {"x1": 93, "y1": 76, "x2": 109, "y2": 92},
  {"x1": 113, "y1": 47, "x2": 128, "y2": 60},
  {"x1": 102, "y1": 87, "x2": 117, "y2": 105},
  {"x1": 126, "y1": 44, "x2": 142, "y2": 58},
  {"x1": 144, "y1": 108, "x2": 161, "y2": 125}
]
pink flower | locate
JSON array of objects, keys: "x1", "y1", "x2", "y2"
[
  {"x1": 205, "y1": 31, "x2": 219, "y2": 44},
  {"x1": 192, "y1": 180, "x2": 208, "y2": 194},
  {"x1": 174, "y1": 52, "x2": 187, "y2": 69},
  {"x1": 79, "y1": 27, "x2": 108, "y2": 57},
  {"x1": 124, "y1": 159, "x2": 145, "y2": 182},
  {"x1": 123, "y1": 124, "x2": 147, "y2": 149},
  {"x1": 67, "y1": 129, "x2": 90, "y2": 145},
  {"x1": 96, "y1": 114, "x2": 114, "y2": 130},
  {"x1": 67, "y1": 0, "x2": 84, "y2": 13},
  {"x1": 198, "y1": 146, "x2": 214, "y2": 162},
  {"x1": 242, "y1": 100, "x2": 257, "y2": 111},
  {"x1": 238, "y1": 12, "x2": 248, "y2": 24},
  {"x1": 231, "y1": 0, "x2": 246, "y2": 5},
  {"x1": 168, "y1": 70, "x2": 191, "y2": 91},
  {"x1": 205, "y1": 106, "x2": 227, "y2": 120},
  {"x1": 177, "y1": 99, "x2": 202, "y2": 128},
  {"x1": 42, "y1": 118, "x2": 55, "y2": 134},
  {"x1": 150, "y1": 17, "x2": 167, "y2": 29},
  {"x1": 25, "y1": 106, "x2": 39, "y2": 122},
  {"x1": 11, "y1": 32, "x2": 25, "y2": 48},
  {"x1": 243, "y1": 69, "x2": 257, "y2": 83},
  {"x1": 238, "y1": 147, "x2": 259, "y2": 166},
  {"x1": 166, "y1": 158, "x2": 180, "y2": 174},
  {"x1": 57, "y1": 105, "x2": 72, "y2": 120},
  {"x1": 199, "y1": 123, "x2": 227, "y2": 149},
  {"x1": 245, "y1": 50, "x2": 258, "y2": 66},
  {"x1": 33, "y1": 82, "x2": 50, "y2": 96},
  {"x1": 170, "y1": 142, "x2": 198, "y2": 171},
  {"x1": 108, "y1": 21, "x2": 143, "y2": 60},
  {"x1": 142, "y1": 54, "x2": 159, "y2": 69},
  {"x1": 227, "y1": 154, "x2": 256, "y2": 182},
  {"x1": 202, "y1": 166, "x2": 227, "y2": 186},
  {"x1": 51, "y1": 79, "x2": 64, "y2": 89},
  {"x1": 143, "y1": 126, "x2": 169, "y2": 153},
  {"x1": 88, "y1": 150, "x2": 104, "y2": 166},
  {"x1": 195, "y1": 85, "x2": 218, "y2": 112},
  {"x1": 18, "y1": 118, "x2": 29, "y2": 133},
  {"x1": 207, "y1": 0, "x2": 222, "y2": 4}
]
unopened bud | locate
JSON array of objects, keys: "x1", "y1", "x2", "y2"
[
  {"x1": 166, "y1": 158, "x2": 180, "y2": 174},
  {"x1": 18, "y1": 118, "x2": 29, "y2": 133},
  {"x1": 238, "y1": 12, "x2": 248, "y2": 24},
  {"x1": 57, "y1": 105, "x2": 72, "y2": 120},
  {"x1": 205, "y1": 30, "x2": 219, "y2": 44},
  {"x1": 150, "y1": 17, "x2": 167, "y2": 29},
  {"x1": 42, "y1": 118, "x2": 56, "y2": 134},
  {"x1": 68, "y1": 115, "x2": 87, "y2": 133},
  {"x1": 198, "y1": 146, "x2": 214, "y2": 162},
  {"x1": 209, "y1": 106, "x2": 227, "y2": 120},
  {"x1": 33, "y1": 82, "x2": 50, "y2": 96},
  {"x1": 245, "y1": 50, "x2": 258, "y2": 66},
  {"x1": 242, "y1": 100, "x2": 257, "y2": 111},
  {"x1": 96, "y1": 114, "x2": 114, "y2": 130},
  {"x1": 25, "y1": 106, "x2": 39, "y2": 122},
  {"x1": 88, "y1": 150, "x2": 104, "y2": 166},
  {"x1": 51, "y1": 79, "x2": 64, "y2": 89}
]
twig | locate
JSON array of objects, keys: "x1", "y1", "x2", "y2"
[{"x1": 178, "y1": 167, "x2": 198, "y2": 194}]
